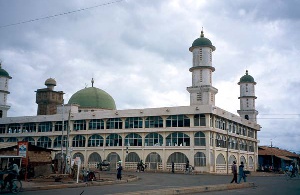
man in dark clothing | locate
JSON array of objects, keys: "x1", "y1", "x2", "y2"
[
  {"x1": 230, "y1": 161, "x2": 237, "y2": 183},
  {"x1": 117, "y1": 163, "x2": 122, "y2": 180},
  {"x1": 171, "y1": 161, "x2": 175, "y2": 173},
  {"x1": 238, "y1": 161, "x2": 246, "y2": 183}
]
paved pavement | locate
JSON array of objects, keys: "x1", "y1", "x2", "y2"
[{"x1": 18, "y1": 171, "x2": 281, "y2": 194}]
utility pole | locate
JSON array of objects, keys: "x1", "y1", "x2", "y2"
[{"x1": 61, "y1": 100, "x2": 65, "y2": 174}]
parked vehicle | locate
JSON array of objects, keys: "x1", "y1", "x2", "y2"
[{"x1": 98, "y1": 160, "x2": 110, "y2": 171}]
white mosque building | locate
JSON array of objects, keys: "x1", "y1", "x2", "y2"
[{"x1": 0, "y1": 30, "x2": 260, "y2": 173}]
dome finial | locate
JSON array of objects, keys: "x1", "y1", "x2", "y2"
[
  {"x1": 91, "y1": 78, "x2": 94, "y2": 87},
  {"x1": 200, "y1": 27, "x2": 204, "y2": 38}
]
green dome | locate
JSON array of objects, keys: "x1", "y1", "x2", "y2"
[
  {"x1": 190, "y1": 30, "x2": 215, "y2": 51},
  {"x1": 239, "y1": 70, "x2": 255, "y2": 83},
  {"x1": 68, "y1": 87, "x2": 116, "y2": 110},
  {"x1": 0, "y1": 64, "x2": 11, "y2": 78}
]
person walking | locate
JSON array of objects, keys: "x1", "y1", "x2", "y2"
[
  {"x1": 82, "y1": 167, "x2": 88, "y2": 183},
  {"x1": 230, "y1": 161, "x2": 237, "y2": 183},
  {"x1": 171, "y1": 161, "x2": 175, "y2": 173},
  {"x1": 117, "y1": 162, "x2": 122, "y2": 180},
  {"x1": 238, "y1": 162, "x2": 246, "y2": 183}
]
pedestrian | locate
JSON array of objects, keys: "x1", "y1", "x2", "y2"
[
  {"x1": 171, "y1": 161, "x2": 175, "y2": 173},
  {"x1": 186, "y1": 160, "x2": 190, "y2": 174},
  {"x1": 230, "y1": 161, "x2": 237, "y2": 183},
  {"x1": 82, "y1": 167, "x2": 88, "y2": 183},
  {"x1": 117, "y1": 162, "x2": 122, "y2": 180},
  {"x1": 238, "y1": 162, "x2": 246, "y2": 183}
]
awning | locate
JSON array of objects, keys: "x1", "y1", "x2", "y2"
[{"x1": 275, "y1": 156, "x2": 293, "y2": 161}]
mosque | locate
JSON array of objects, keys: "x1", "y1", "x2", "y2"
[{"x1": 0, "y1": 30, "x2": 260, "y2": 173}]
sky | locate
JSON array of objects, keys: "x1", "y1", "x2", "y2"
[{"x1": 0, "y1": 0, "x2": 299, "y2": 153}]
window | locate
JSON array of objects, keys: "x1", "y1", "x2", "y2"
[
  {"x1": 22, "y1": 137, "x2": 35, "y2": 145},
  {"x1": 166, "y1": 115, "x2": 190, "y2": 127},
  {"x1": 144, "y1": 133, "x2": 163, "y2": 146},
  {"x1": 125, "y1": 133, "x2": 142, "y2": 146},
  {"x1": 38, "y1": 122, "x2": 52, "y2": 132},
  {"x1": 8, "y1": 123, "x2": 21, "y2": 133},
  {"x1": 55, "y1": 121, "x2": 68, "y2": 131},
  {"x1": 215, "y1": 133, "x2": 226, "y2": 148},
  {"x1": 7, "y1": 137, "x2": 18, "y2": 142},
  {"x1": 0, "y1": 124, "x2": 5, "y2": 134},
  {"x1": 106, "y1": 133, "x2": 122, "y2": 146},
  {"x1": 0, "y1": 110, "x2": 2, "y2": 118},
  {"x1": 194, "y1": 152, "x2": 206, "y2": 166},
  {"x1": 89, "y1": 119, "x2": 104, "y2": 130},
  {"x1": 23, "y1": 123, "x2": 36, "y2": 133},
  {"x1": 106, "y1": 118, "x2": 122, "y2": 129},
  {"x1": 210, "y1": 132, "x2": 214, "y2": 146},
  {"x1": 37, "y1": 136, "x2": 52, "y2": 148},
  {"x1": 73, "y1": 120, "x2": 86, "y2": 131},
  {"x1": 194, "y1": 132, "x2": 206, "y2": 146},
  {"x1": 125, "y1": 117, "x2": 143, "y2": 129},
  {"x1": 166, "y1": 132, "x2": 190, "y2": 146},
  {"x1": 72, "y1": 135, "x2": 86, "y2": 147},
  {"x1": 53, "y1": 136, "x2": 68, "y2": 148},
  {"x1": 88, "y1": 134, "x2": 104, "y2": 147},
  {"x1": 194, "y1": 114, "x2": 206, "y2": 126},
  {"x1": 145, "y1": 116, "x2": 163, "y2": 128}
]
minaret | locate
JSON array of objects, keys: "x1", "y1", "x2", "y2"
[
  {"x1": 0, "y1": 62, "x2": 12, "y2": 118},
  {"x1": 36, "y1": 78, "x2": 64, "y2": 115},
  {"x1": 237, "y1": 70, "x2": 258, "y2": 122},
  {"x1": 187, "y1": 29, "x2": 218, "y2": 106}
]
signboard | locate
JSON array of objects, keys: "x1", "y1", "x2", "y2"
[{"x1": 17, "y1": 141, "x2": 28, "y2": 158}]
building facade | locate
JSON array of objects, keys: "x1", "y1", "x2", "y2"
[{"x1": 0, "y1": 31, "x2": 260, "y2": 173}]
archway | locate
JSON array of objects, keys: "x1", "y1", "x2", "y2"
[{"x1": 145, "y1": 152, "x2": 162, "y2": 170}]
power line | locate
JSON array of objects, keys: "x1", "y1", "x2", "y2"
[{"x1": 0, "y1": 0, "x2": 124, "y2": 29}]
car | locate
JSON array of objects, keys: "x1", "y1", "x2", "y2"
[{"x1": 98, "y1": 160, "x2": 110, "y2": 171}]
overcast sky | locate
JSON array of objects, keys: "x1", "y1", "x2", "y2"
[{"x1": 0, "y1": 0, "x2": 299, "y2": 153}]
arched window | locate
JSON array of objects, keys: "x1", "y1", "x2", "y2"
[
  {"x1": 89, "y1": 119, "x2": 105, "y2": 130},
  {"x1": 245, "y1": 115, "x2": 249, "y2": 120},
  {"x1": 144, "y1": 133, "x2": 163, "y2": 146},
  {"x1": 72, "y1": 135, "x2": 86, "y2": 147},
  {"x1": 145, "y1": 152, "x2": 162, "y2": 170},
  {"x1": 22, "y1": 137, "x2": 35, "y2": 145},
  {"x1": 73, "y1": 152, "x2": 84, "y2": 163},
  {"x1": 125, "y1": 152, "x2": 140, "y2": 162},
  {"x1": 88, "y1": 134, "x2": 104, "y2": 147},
  {"x1": 125, "y1": 117, "x2": 143, "y2": 129},
  {"x1": 125, "y1": 133, "x2": 142, "y2": 146},
  {"x1": 53, "y1": 136, "x2": 68, "y2": 148},
  {"x1": 194, "y1": 114, "x2": 206, "y2": 126},
  {"x1": 37, "y1": 136, "x2": 52, "y2": 148},
  {"x1": 106, "y1": 118, "x2": 122, "y2": 129},
  {"x1": 38, "y1": 122, "x2": 52, "y2": 132},
  {"x1": 145, "y1": 116, "x2": 163, "y2": 128},
  {"x1": 194, "y1": 152, "x2": 206, "y2": 166},
  {"x1": 7, "y1": 137, "x2": 18, "y2": 142},
  {"x1": 166, "y1": 132, "x2": 190, "y2": 146},
  {"x1": 216, "y1": 153, "x2": 226, "y2": 164},
  {"x1": 88, "y1": 152, "x2": 102, "y2": 163},
  {"x1": 167, "y1": 152, "x2": 188, "y2": 163},
  {"x1": 166, "y1": 115, "x2": 190, "y2": 127},
  {"x1": 215, "y1": 134, "x2": 226, "y2": 148},
  {"x1": 106, "y1": 133, "x2": 122, "y2": 146},
  {"x1": 73, "y1": 120, "x2": 86, "y2": 131},
  {"x1": 194, "y1": 131, "x2": 206, "y2": 146}
]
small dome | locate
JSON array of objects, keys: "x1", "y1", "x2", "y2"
[
  {"x1": 0, "y1": 63, "x2": 12, "y2": 78},
  {"x1": 190, "y1": 30, "x2": 215, "y2": 51},
  {"x1": 68, "y1": 87, "x2": 116, "y2": 110},
  {"x1": 239, "y1": 70, "x2": 255, "y2": 83},
  {"x1": 45, "y1": 78, "x2": 57, "y2": 86}
]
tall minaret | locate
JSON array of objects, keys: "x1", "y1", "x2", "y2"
[
  {"x1": 187, "y1": 29, "x2": 218, "y2": 106},
  {"x1": 237, "y1": 70, "x2": 258, "y2": 122},
  {"x1": 0, "y1": 62, "x2": 12, "y2": 118}
]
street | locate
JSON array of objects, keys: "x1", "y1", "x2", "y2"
[{"x1": 19, "y1": 172, "x2": 300, "y2": 195}]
